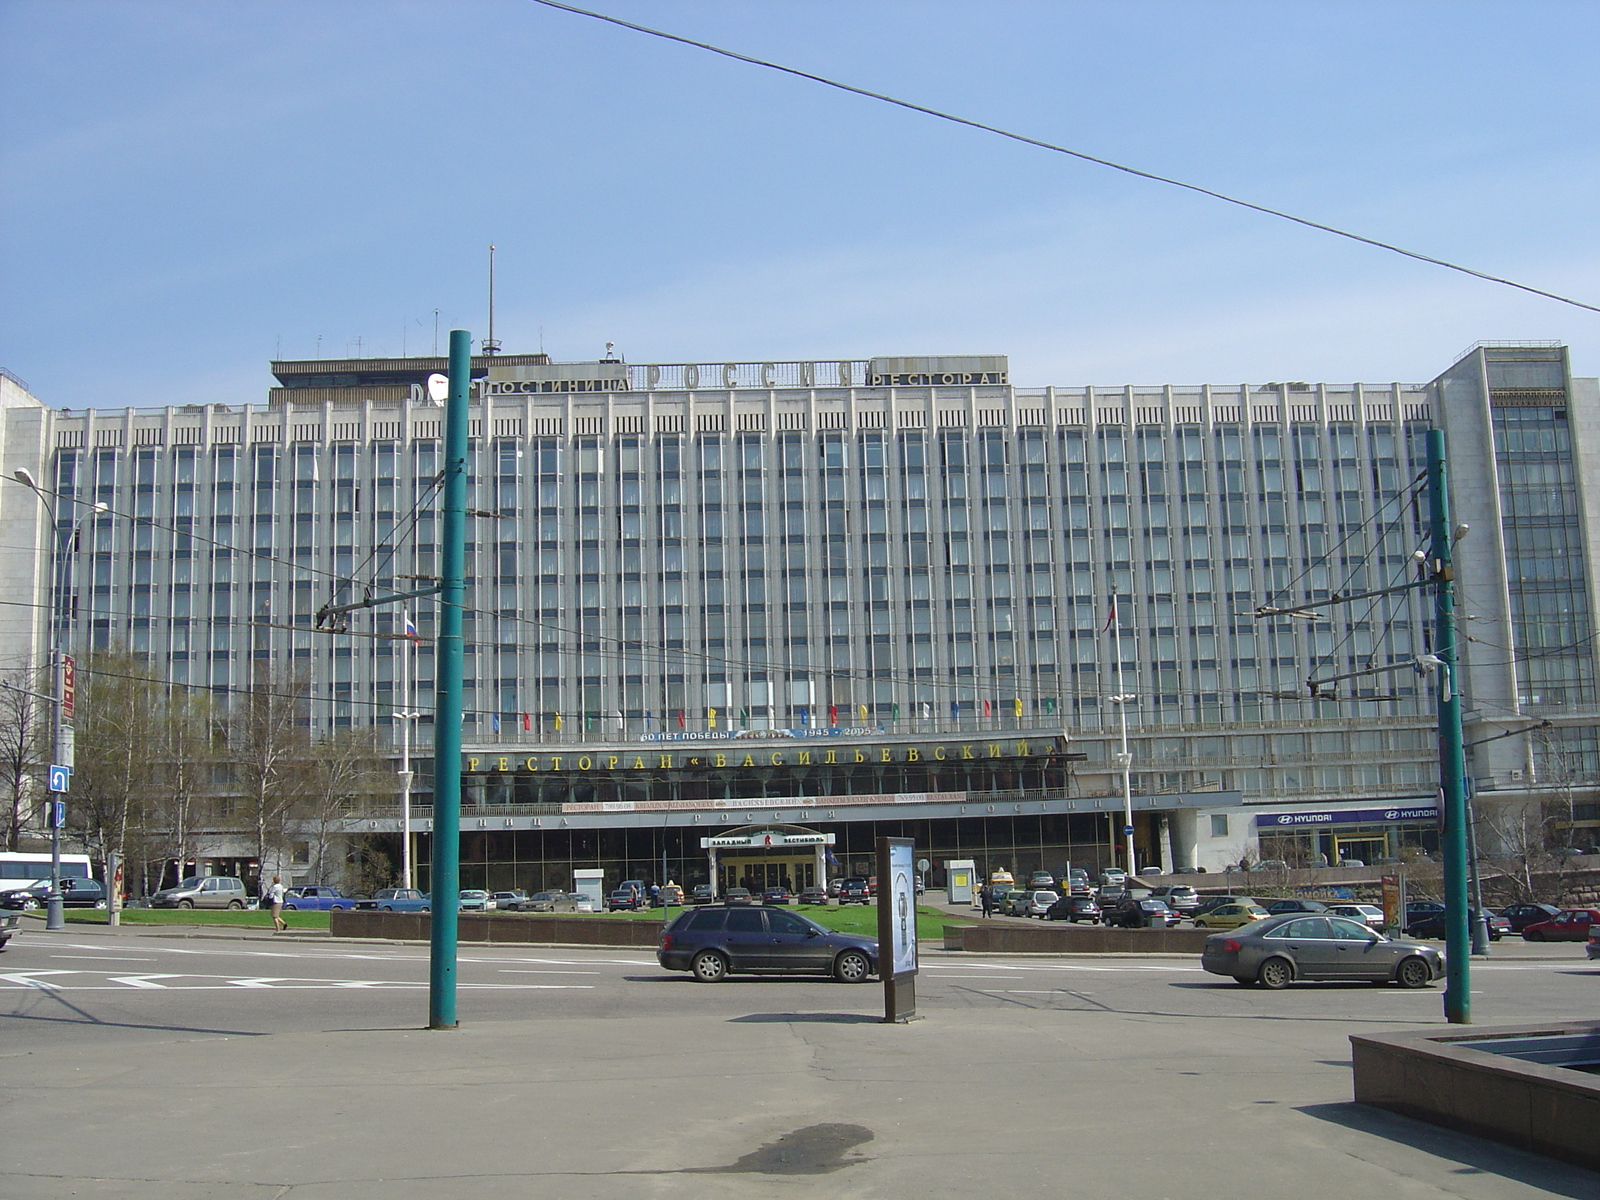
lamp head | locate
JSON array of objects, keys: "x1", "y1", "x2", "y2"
[
  {"x1": 13, "y1": 468, "x2": 37, "y2": 490},
  {"x1": 90, "y1": 502, "x2": 108, "y2": 515}
]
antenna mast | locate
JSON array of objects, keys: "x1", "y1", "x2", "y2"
[{"x1": 482, "y1": 244, "x2": 502, "y2": 356}]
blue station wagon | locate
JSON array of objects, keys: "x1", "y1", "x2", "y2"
[{"x1": 658, "y1": 904, "x2": 879, "y2": 983}]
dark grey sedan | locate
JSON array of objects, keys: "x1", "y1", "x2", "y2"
[{"x1": 1201, "y1": 914, "x2": 1444, "y2": 989}]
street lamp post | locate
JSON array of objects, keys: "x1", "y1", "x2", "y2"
[
  {"x1": 12, "y1": 468, "x2": 104, "y2": 931},
  {"x1": 1109, "y1": 693, "x2": 1137, "y2": 875}
]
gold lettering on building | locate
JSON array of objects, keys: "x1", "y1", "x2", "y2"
[
  {"x1": 824, "y1": 750, "x2": 837, "y2": 764},
  {"x1": 467, "y1": 757, "x2": 480, "y2": 772},
  {"x1": 577, "y1": 756, "x2": 592, "y2": 770},
  {"x1": 659, "y1": 755, "x2": 673, "y2": 769},
  {"x1": 632, "y1": 756, "x2": 646, "y2": 770},
  {"x1": 714, "y1": 753, "x2": 726, "y2": 767},
  {"x1": 907, "y1": 748, "x2": 920, "y2": 762},
  {"x1": 1016, "y1": 741, "x2": 1030, "y2": 756},
  {"x1": 880, "y1": 748, "x2": 892, "y2": 762},
  {"x1": 934, "y1": 746, "x2": 946, "y2": 760},
  {"x1": 987, "y1": 743, "x2": 1001, "y2": 758},
  {"x1": 798, "y1": 750, "x2": 812, "y2": 765},
  {"x1": 770, "y1": 752, "x2": 783, "y2": 766},
  {"x1": 606, "y1": 756, "x2": 619, "y2": 770},
  {"x1": 524, "y1": 757, "x2": 538, "y2": 771},
  {"x1": 740, "y1": 753, "x2": 755, "y2": 767},
  {"x1": 496, "y1": 757, "x2": 509, "y2": 772},
  {"x1": 961, "y1": 745, "x2": 975, "y2": 760}
]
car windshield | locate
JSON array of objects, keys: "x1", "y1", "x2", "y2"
[{"x1": 175, "y1": 877, "x2": 203, "y2": 890}]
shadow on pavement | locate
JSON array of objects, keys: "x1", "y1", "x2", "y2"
[
  {"x1": 1298, "y1": 1102, "x2": 1600, "y2": 1198},
  {"x1": 728, "y1": 1012, "x2": 881, "y2": 1024},
  {"x1": 2, "y1": 1009, "x2": 264, "y2": 1038}
]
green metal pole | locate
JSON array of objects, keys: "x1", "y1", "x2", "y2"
[
  {"x1": 1428, "y1": 429, "x2": 1471, "y2": 1024},
  {"x1": 429, "y1": 328, "x2": 470, "y2": 1030}
]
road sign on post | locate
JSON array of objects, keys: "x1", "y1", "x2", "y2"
[
  {"x1": 61, "y1": 655, "x2": 74, "y2": 720},
  {"x1": 52, "y1": 800, "x2": 66, "y2": 829},
  {"x1": 877, "y1": 836, "x2": 918, "y2": 1023},
  {"x1": 48, "y1": 764, "x2": 70, "y2": 793}
]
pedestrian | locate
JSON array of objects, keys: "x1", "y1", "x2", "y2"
[
  {"x1": 265, "y1": 874, "x2": 287, "y2": 932},
  {"x1": 980, "y1": 885, "x2": 993, "y2": 918}
]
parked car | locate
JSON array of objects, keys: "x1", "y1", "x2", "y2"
[
  {"x1": 1193, "y1": 894, "x2": 1258, "y2": 917},
  {"x1": 457, "y1": 890, "x2": 492, "y2": 912},
  {"x1": 1405, "y1": 901, "x2": 1445, "y2": 924},
  {"x1": 1203, "y1": 914, "x2": 1445, "y2": 988},
  {"x1": 567, "y1": 892, "x2": 597, "y2": 913},
  {"x1": 490, "y1": 890, "x2": 532, "y2": 911},
  {"x1": 518, "y1": 891, "x2": 567, "y2": 912},
  {"x1": 688, "y1": 884, "x2": 716, "y2": 906},
  {"x1": 1096, "y1": 885, "x2": 1129, "y2": 909},
  {"x1": 837, "y1": 878, "x2": 870, "y2": 905},
  {"x1": 1522, "y1": 909, "x2": 1600, "y2": 941},
  {"x1": 151, "y1": 875, "x2": 250, "y2": 910},
  {"x1": 1587, "y1": 928, "x2": 1600, "y2": 962},
  {"x1": 0, "y1": 909, "x2": 17, "y2": 950},
  {"x1": 277, "y1": 885, "x2": 356, "y2": 912},
  {"x1": 1325, "y1": 903, "x2": 1386, "y2": 931},
  {"x1": 1405, "y1": 908, "x2": 1511, "y2": 941},
  {"x1": 1105, "y1": 897, "x2": 1180, "y2": 928},
  {"x1": 1100, "y1": 868, "x2": 1128, "y2": 887},
  {"x1": 723, "y1": 887, "x2": 754, "y2": 906},
  {"x1": 0, "y1": 877, "x2": 106, "y2": 910},
  {"x1": 1266, "y1": 899, "x2": 1328, "y2": 916},
  {"x1": 1193, "y1": 902, "x2": 1271, "y2": 930},
  {"x1": 658, "y1": 904, "x2": 878, "y2": 982},
  {"x1": 1249, "y1": 860, "x2": 1291, "y2": 873},
  {"x1": 355, "y1": 888, "x2": 430, "y2": 912},
  {"x1": 825, "y1": 879, "x2": 843, "y2": 899},
  {"x1": 1066, "y1": 868, "x2": 1093, "y2": 895},
  {"x1": 1027, "y1": 872, "x2": 1056, "y2": 890},
  {"x1": 1005, "y1": 889, "x2": 1037, "y2": 917},
  {"x1": 1498, "y1": 902, "x2": 1562, "y2": 933},
  {"x1": 607, "y1": 888, "x2": 644, "y2": 912},
  {"x1": 1020, "y1": 889, "x2": 1060, "y2": 918},
  {"x1": 762, "y1": 887, "x2": 793, "y2": 906},
  {"x1": 1147, "y1": 885, "x2": 1200, "y2": 914},
  {"x1": 1045, "y1": 895, "x2": 1101, "y2": 923},
  {"x1": 799, "y1": 885, "x2": 828, "y2": 905}
]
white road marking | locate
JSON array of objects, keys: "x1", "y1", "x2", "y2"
[
  {"x1": 51, "y1": 955, "x2": 156, "y2": 962},
  {"x1": 497, "y1": 969, "x2": 601, "y2": 975},
  {"x1": 108, "y1": 975, "x2": 186, "y2": 989},
  {"x1": 0, "y1": 971, "x2": 77, "y2": 989}
]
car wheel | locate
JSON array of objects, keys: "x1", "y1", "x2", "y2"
[
  {"x1": 834, "y1": 949, "x2": 872, "y2": 983},
  {"x1": 21, "y1": 898, "x2": 38, "y2": 911},
  {"x1": 1525, "y1": 931, "x2": 1544, "y2": 942},
  {"x1": 332, "y1": 905, "x2": 346, "y2": 911},
  {"x1": 381, "y1": 905, "x2": 393, "y2": 912},
  {"x1": 1257, "y1": 957, "x2": 1294, "y2": 990},
  {"x1": 284, "y1": 903, "x2": 297, "y2": 911},
  {"x1": 1396, "y1": 956, "x2": 1433, "y2": 989},
  {"x1": 228, "y1": 900, "x2": 243, "y2": 910},
  {"x1": 691, "y1": 950, "x2": 728, "y2": 983},
  {"x1": 1233, "y1": 976, "x2": 1254, "y2": 986},
  {"x1": 178, "y1": 900, "x2": 194, "y2": 910}
]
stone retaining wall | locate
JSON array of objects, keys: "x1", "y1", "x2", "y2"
[
  {"x1": 945, "y1": 922, "x2": 1211, "y2": 953},
  {"x1": 1352, "y1": 1022, "x2": 1600, "y2": 1171},
  {"x1": 330, "y1": 909, "x2": 664, "y2": 946}
]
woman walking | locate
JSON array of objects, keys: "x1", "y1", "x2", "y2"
[{"x1": 264, "y1": 875, "x2": 287, "y2": 932}]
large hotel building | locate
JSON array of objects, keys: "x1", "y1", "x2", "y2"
[{"x1": 0, "y1": 341, "x2": 1595, "y2": 891}]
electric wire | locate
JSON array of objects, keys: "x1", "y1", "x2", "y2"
[{"x1": 526, "y1": 0, "x2": 1600, "y2": 317}]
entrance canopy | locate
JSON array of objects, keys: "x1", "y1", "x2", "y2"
[{"x1": 702, "y1": 825, "x2": 835, "y2": 896}]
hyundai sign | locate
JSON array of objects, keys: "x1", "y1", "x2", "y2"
[{"x1": 1253, "y1": 805, "x2": 1440, "y2": 828}]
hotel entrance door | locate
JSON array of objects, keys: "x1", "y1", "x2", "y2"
[{"x1": 722, "y1": 857, "x2": 816, "y2": 894}]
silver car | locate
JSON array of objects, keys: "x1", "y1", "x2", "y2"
[
  {"x1": 1201, "y1": 913, "x2": 1444, "y2": 989},
  {"x1": 150, "y1": 875, "x2": 249, "y2": 910}
]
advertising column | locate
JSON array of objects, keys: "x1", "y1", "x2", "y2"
[{"x1": 876, "y1": 836, "x2": 918, "y2": 1023}]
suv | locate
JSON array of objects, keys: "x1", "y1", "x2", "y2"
[
  {"x1": 657, "y1": 905, "x2": 878, "y2": 983},
  {"x1": 607, "y1": 888, "x2": 644, "y2": 912},
  {"x1": 152, "y1": 875, "x2": 248, "y2": 909},
  {"x1": 1147, "y1": 885, "x2": 1199, "y2": 914},
  {"x1": 838, "y1": 878, "x2": 870, "y2": 905},
  {"x1": 1020, "y1": 889, "x2": 1060, "y2": 918}
]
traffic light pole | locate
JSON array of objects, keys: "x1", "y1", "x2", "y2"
[
  {"x1": 428, "y1": 329, "x2": 470, "y2": 1030},
  {"x1": 1427, "y1": 430, "x2": 1471, "y2": 1024}
]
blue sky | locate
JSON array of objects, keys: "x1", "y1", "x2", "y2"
[{"x1": 3, "y1": 0, "x2": 1598, "y2": 407}]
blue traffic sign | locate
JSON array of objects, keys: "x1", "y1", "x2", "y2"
[
  {"x1": 47, "y1": 764, "x2": 70, "y2": 793},
  {"x1": 52, "y1": 800, "x2": 66, "y2": 829},
  {"x1": 1122, "y1": 824, "x2": 1135, "y2": 836}
]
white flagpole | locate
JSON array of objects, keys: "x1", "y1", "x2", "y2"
[{"x1": 1111, "y1": 596, "x2": 1136, "y2": 875}]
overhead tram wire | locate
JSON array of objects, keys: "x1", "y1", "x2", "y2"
[{"x1": 527, "y1": 0, "x2": 1600, "y2": 317}]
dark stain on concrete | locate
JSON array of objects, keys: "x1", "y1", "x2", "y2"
[{"x1": 687, "y1": 1123, "x2": 874, "y2": 1175}]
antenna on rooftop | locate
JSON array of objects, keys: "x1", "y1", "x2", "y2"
[{"x1": 482, "y1": 244, "x2": 502, "y2": 356}]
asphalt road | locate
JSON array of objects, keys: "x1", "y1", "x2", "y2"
[
  {"x1": 2, "y1": 924, "x2": 1594, "y2": 1051},
  {"x1": 4, "y1": 925, "x2": 1599, "y2": 1199}
]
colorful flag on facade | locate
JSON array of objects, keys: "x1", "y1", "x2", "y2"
[
  {"x1": 857, "y1": 704, "x2": 867, "y2": 723},
  {"x1": 553, "y1": 711, "x2": 563, "y2": 731},
  {"x1": 1044, "y1": 696, "x2": 1057, "y2": 714},
  {"x1": 739, "y1": 707, "x2": 749, "y2": 728},
  {"x1": 798, "y1": 705, "x2": 809, "y2": 726},
  {"x1": 403, "y1": 611, "x2": 420, "y2": 643},
  {"x1": 708, "y1": 707, "x2": 717, "y2": 729},
  {"x1": 892, "y1": 703, "x2": 900, "y2": 721},
  {"x1": 922, "y1": 702, "x2": 932, "y2": 719},
  {"x1": 950, "y1": 700, "x2": 959, "y2": 720},
  {"x1": 828, "y1": 704, "x2": 838, "y2": 726},
  {"x1": 644, "y1": 711, "x2": 654, "y2": 730},
  {"x1": 982, "y1": 698, "x2": 992, "y2": 718},
  {"x1": 521, "y1": 712, "x2": 531, "y2": 731},
  {"x1": 491, "y1": 713, "x2": 500, "y2": 733},
  {"x1": 1013, "y1": 697, "x2": 1023, "y2": 718},
  {"x1": 1102, "y1": 595, "x2": 1118, "y2": 633},
  {"x1": 677, "y1": 709, "x2": 686, "y2": 729}
]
